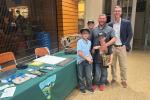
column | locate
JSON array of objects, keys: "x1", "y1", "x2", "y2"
[
  {"x1": 130, "y1": 0, "x2": 137, "y2": 50},
  {"x1": 84, "y1": 0, "x2": 104, "y2": 26}
]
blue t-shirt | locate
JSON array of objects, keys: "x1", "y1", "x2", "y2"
[{"x1": 77, "y1": 38, "x2": 92, "y2": 64}]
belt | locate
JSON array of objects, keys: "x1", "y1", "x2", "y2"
[{"x1": 114, "y1": 44, "x2": 124, "y2": 47}]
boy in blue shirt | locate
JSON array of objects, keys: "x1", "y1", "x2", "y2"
[{"x1": 77, "y1": 28, "x2": 94, "y2": 93}]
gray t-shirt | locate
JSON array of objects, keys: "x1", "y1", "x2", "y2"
[{"x1": 91, "y1": 24, "x2": 116, "y2": 64}]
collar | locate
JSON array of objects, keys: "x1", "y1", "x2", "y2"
[
  {"x1": 98, "y1": 24, "x2": 107, "y2": 30},
  {"x1": 81, "y1": 38, "x2": 88, "y2": 43},
  {"x1": 114, "y1": 18, "x2": 121, "y2": 24}
]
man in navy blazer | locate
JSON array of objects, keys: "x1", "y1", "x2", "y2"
[
  {"x1": 108, "y1": 6, "x2": 133, "y2": 88},
  {"x1": 108, "y1": 18, "x2": 132, "y2": 52}
]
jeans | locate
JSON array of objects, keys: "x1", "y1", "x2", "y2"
[
  {"x1": 77, "y1": 61, "x2": 93, "y2": 89},
  {"x1": 94, "y1": 63, "x2": 107, "y2": 85}
]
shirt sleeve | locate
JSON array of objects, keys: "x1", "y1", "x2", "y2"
[
  {"x1": 110, "y1": 29, "x2": 116, "y2": 38},
  {"x1": 93, "y1": 38, "x2": 100, "y2": 47},
  {"x1": 77, "y1": 40, "x2": 82, "y2": 51}
]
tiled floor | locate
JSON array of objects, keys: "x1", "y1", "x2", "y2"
[{"x1": 66, "y1": 50, "x2": 150, "y2": 100}]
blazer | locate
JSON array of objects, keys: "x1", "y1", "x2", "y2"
[{"x1": 108, "y1": 19, "x2": 133, "y2": 51}]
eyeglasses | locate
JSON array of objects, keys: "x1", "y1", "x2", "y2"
[{"x1": 114, "y1": 10, "x2": 121, "y2": 12}]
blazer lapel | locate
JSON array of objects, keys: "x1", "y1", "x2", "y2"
[{"x1": 120, "y1": 19, "x2": 123, "y2": 34}]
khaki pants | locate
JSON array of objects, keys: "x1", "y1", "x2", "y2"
[{"x1": 111, "y1": 45, "x2": 127, "y2": 81}]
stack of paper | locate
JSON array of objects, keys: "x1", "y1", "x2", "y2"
[
  {"x1": 34, "y1": 55, "x2": 66, "y2": 65},
  {"x1": 0, "y1": 87, "x2": 16, "y2": 98}
]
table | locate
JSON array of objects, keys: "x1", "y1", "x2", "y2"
[{"x1": 1, "y1": 51, "x2": 77, "y2": 100}]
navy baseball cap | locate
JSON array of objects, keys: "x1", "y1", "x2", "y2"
[{"x1": 98, "y1": 32, "x2": 105, "y2": 37}]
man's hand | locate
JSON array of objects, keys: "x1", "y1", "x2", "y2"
[
  {"x1": 125, "y1": 45, "x2": 131, "y2": 52},
  {"x1": 105, "y1": 37, "x2": 117, "y2": 47}
]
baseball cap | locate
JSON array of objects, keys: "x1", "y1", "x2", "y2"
[
  {"x1": 87, "y1": 20, "x2": 94, "y2": 24},
  {"x1": 80, "y1": 28, "x2": 90, "y2": 34},
  {"x1": 98, "y1": 32, "x2": 105, "y2": 37}
]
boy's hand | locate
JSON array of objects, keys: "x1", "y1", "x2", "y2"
[
  {"x1": 100, "y1": 45, "x2": 107, "y2": 51},
  {"x1": 88, "y1": 59, "x2": 93, "y2": 64},
  {"x1": 86, "y1": 56, "x2": 93, "y2": 64},
  {"x1": 92, "y1": 46, "x2": 100, "y2": 54},
  {"x1": 93, "y1": 46, "x2": 100, "y2": 50}
]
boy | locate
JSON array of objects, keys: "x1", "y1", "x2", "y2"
[
  {"x1": 87, "y1": 20, "x2": 95, "y2": 40},
  {"x1": 92, "y1": 32, "x2": 113, "y2": 91},
  {"x1": 77, "y1": 28, "x2": 94, "y2": 93},
  {"x1": 87, "y1": 20, "x2": 95, "y2": 30}
]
